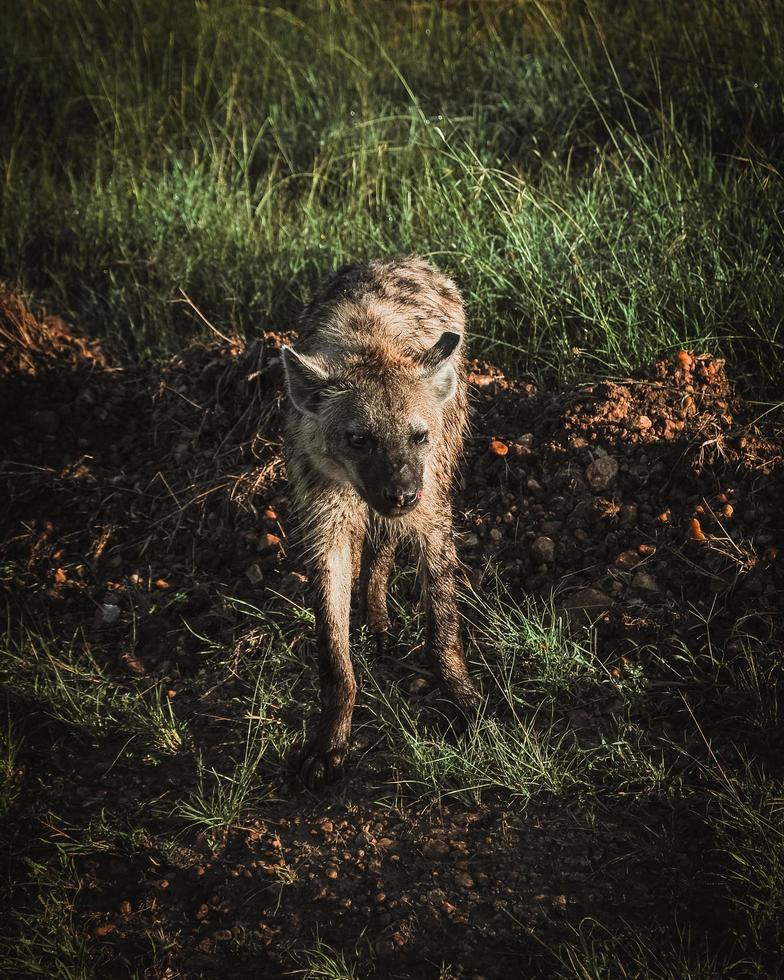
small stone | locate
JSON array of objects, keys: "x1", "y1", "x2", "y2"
[
  {"x1": 619, "y1": 503, "x2": 638, "y2": 527},
  {"x1": 636, "y1": 415, "x2": 653, "y2": 430},
  {"x1": 688, "y1": 518, "x2": 706, "y2": 542},
  {"x1": 119, "y1": 900, "x2": 132, "y2": 916},
  {"x1": 259, "y1": 532, "x2": 281, "y2": 552},
  {"x1": 677, "y1": 350, "x2": 694, "y2": 371},
  {"x1": 614, "y1": 549, "x2": 639, "y2": 569},
  {"x1": 213, "y1": 929, "x2": 233, "y2": 941},
  {"x1": 423, "y1": 840, "x2": 450, "y2": 860},
  {"x1": 455, "y1": 872, "x2": 475, "y2": 889},
  {"x1": 100, "y1": 602, "x2": 121, "y2": 625},
  {"x1": 564, "y1": 588, "x2": 612, "y2": 614},
  {"x1": 531, "y1": 536, "x2": 556, "y2": 564},
  {"x1": 463, "y1": 533, "x2": 479, "y2": 548},
  {"x1": 93, "y1": 923, "x2": 116, "y2": 937},
  {"x1": 246, "y1": 563, "x2": 264, "y2": 584},
  {"x1": 516, "y1": 433, "x2": 534, "y2": 449},
  {"x1": 408, "y1": 677, "x2": 429, "y2": 696},
  {"x1": 154, "y1": 578, "x2": 170, "y2": 589},
  {"x1": 585, "y1": 456, "x2": 619, "y2": 492},
  {"x1": 631, "y1": 570, "x2": 659, "y2": 592},
  {"x1": 663, "y1": 418, "x2": 684, "y2": 440},
  {"x1": 325, "y1": 867, "x2": 339, "y2": 879},
  {"x1": 489, "y1": 439, "x2": 508, "y2": 457},
  {"x1": 489, "y1": 528, "x2": 503, "y2": 543},
  {"x1": 121, "y1": 651, "x2": 145, "y2": 675},
  {"x1": 196, "y1": 903, "x2": 209, "y2": 920}
]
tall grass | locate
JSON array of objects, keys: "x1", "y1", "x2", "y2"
[{"x1": 1, "y1": 0, "x2": 783, "y2": 389}]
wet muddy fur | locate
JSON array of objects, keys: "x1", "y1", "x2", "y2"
[{"x1": 282, "y1": 258, "x2": 480, "y2": 787}]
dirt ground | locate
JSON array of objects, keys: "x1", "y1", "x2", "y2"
[{"x1": 1, "y1": 286, "x2": 783, "y2": 978}]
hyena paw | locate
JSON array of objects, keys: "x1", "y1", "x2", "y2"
[
  {"x1": 372, "y1": 628, "x2": 391, "y2": 655},
  {"x1": 440, "y1": 681, "x2": 484, "y2": 731},
  {"x1": 299, "y1": 738, "x2": 348, "y2": 789}
]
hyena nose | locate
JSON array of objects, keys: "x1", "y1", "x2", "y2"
[{"x1": 383, "y1": 486, "x2": 420, "y2": 509}]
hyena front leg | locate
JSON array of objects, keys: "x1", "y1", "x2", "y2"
[
  {"x1": 420, "y1": 520, "x2": 481, "y2": 720},
  {"x1": 300, "y1": 515, "x2": 361, "y2": 789},
  {"x1": 359, "y1": 529, "x2": 397, "y2": 649}
]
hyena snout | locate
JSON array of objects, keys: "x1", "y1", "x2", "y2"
[{"x1": 381, "y1": 484, "x2": 421, "y2": 511}]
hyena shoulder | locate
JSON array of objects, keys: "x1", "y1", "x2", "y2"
[{"x1": 298, "y1": 258, "x2": 465, "y2": 356}]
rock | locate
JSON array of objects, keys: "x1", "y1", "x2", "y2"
[
  {"x1": 631, "y1": 570, "x2": 659, "y2": 592},
  {"x1": 619, "y1": 503, "x2": 638, "y2": 526},
  {"x1": 688, "y1": 518, "x2": 706, "y2": 541},
  {"x1": 663, "y1": 418, "x2": 684, "y2": 440},
  {"x1": 455, "y1": 872, "x2": 475, "y2": 889},
  {"x1": 423, "y1": 840, "x2": 450, "y2": 860},
  {"x1": 614, "y1": 549, "x2": 640, "y2": 569},
  {"x1": 636, "y1": 415, "x2": 653, "y2": 430},
  {"x1": 489, "y1": 528, "x2": 503, "y2": 543},
  {"x1": 93, "y1": 923, "x2": 116, "y2": 937},
  {"x1": 463, "y1": 533, "x2": 479, "y2": 548},
  {"x1": 516, "y1": 433, "x2": 535, "y2": 449},
  {"x1": 259, "y1": 532, "x2": 281, "y2": 552},
  {"x1": 489, "y1": 439, "x2": 508, "y2": 457},
  {"x1": 408, "y1": 677, "x2": 429, "y2": 696},
  {"x1": 585, "y1": 456, "x2": 619, "y2": 492},
  {"x1": 531, "y1": 536, "x2": 556, "y2": 563},
  {"x1": 245, "y1": 563, "x2": 264, "y2": 584},
  {"x1": 677, "y1": 350, "x2": 694, "y2": 371},
  {"x1": 563, "y1": 588, "x2": 612, "y2": 615},
  {"x1": 100, "y1": 602, "x2": 121, "y2": 625},
  {"x1": 196, "y1": 903, "x2": 209, "y2": 920}
]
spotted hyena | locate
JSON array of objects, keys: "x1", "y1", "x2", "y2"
[{"x1": 281, "y1": 258, "x2": 479, "y2": 787}]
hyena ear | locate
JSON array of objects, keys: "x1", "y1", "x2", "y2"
[
  {"x1": 281, "y1": 346, "x2": 330, "y2": 417},
  {"x1": 416, "y1": 331, "x2": 461, "y2": 403}
]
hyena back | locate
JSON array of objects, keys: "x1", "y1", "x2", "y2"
[{"x1": 281, "y1": 257, "x2": 479, "y2": 787}]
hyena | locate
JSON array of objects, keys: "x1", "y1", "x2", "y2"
[{"x1": 281, "y1": 257, "x2": 479, "y2": 787}]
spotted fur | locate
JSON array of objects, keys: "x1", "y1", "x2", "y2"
[{"x1": 282, "y1": 257, "x2": 478, "y2": 787}]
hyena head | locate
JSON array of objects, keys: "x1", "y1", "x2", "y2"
[{"x1": 282, "y1": 332, "x2": 460, "y2": 517}]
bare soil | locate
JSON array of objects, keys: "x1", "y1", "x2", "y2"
[{"x1": 1, "y1": 286, "x2": 782, "y2": 978}]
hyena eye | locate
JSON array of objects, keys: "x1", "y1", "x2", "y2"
[
  {"x1": 347, "y1": 432, "x2": 369, "y2": 448},
  {"x1": 411, "y1": 430, "x2": 429, "y2": 445}
]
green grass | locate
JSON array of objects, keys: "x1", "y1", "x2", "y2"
[
  {"x1": 1, "y1": 580, "x2": 782, "y2": 974},
  {"x1": 0, "y1": 623, "x2": 190, "y2": 753},
  {"x1": 1, "y1": 0, "x2": 783, "y2": 390}
]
